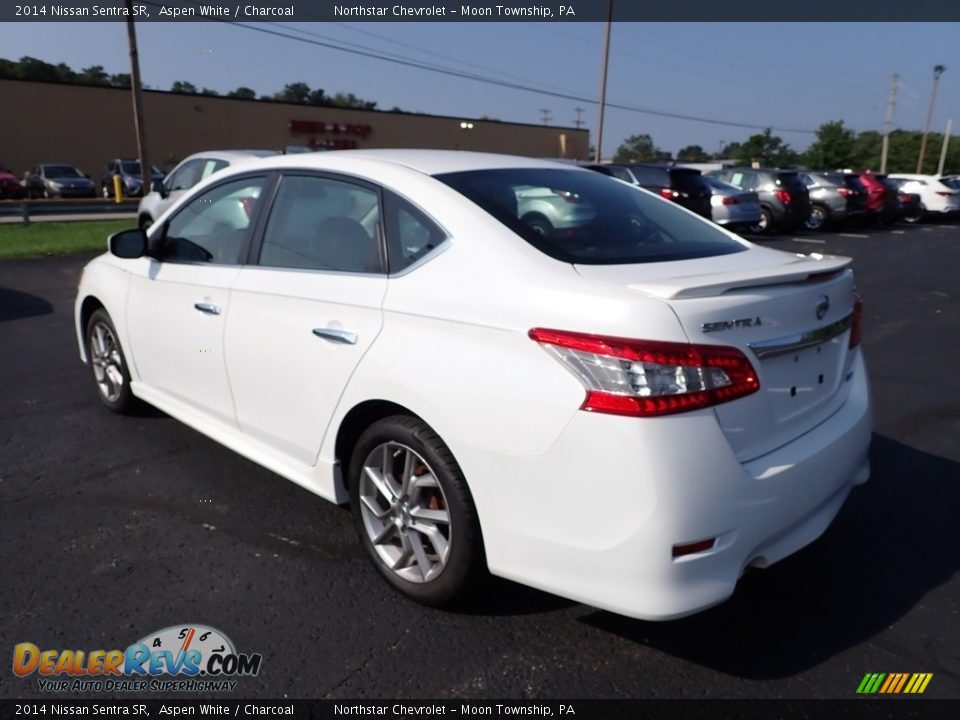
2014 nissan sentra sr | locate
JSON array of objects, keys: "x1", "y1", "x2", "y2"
[{"x1": 74, "y1": 150, "x2": 871, "y2": 620}]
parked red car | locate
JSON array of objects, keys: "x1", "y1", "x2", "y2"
[
  {"x1": 0, "y1": 165, "x2": 24, "y2": 199},
  {"x1": 856, "y1": 172, "x2": 898, "y2": 224}
]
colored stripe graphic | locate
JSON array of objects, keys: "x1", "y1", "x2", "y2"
[{"x1": 858, "y1": 672, "x2": 932, "y2": 694}]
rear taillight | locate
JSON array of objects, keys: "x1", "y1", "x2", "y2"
[
  {"x1": 773, "y1": 189, "x2": 792, "y2": 204},
  {"x1": 722, "y1": 196, "x2": 740, "y2": 205},
  {"x1": 529, "y1": 328, "x2": 760, "y2": 417},
  {"x1": 935, "y1": 191, "x2": 954, "y2": 197},
  {"x1": 551, "y1": 189, "x2": 582, "y2": 204},
  {"x1": 849, "y1": 290, "x2": 864, "y2": 349},
  {"x1": 659, "y1": 187, "x2": 678, "y2": 200},
  {"x1": 836, "y1": 187, "x2": 853, "y2": 198}
]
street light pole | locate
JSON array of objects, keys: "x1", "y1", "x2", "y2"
[
  {"x1": 917, "y1": 65, "x2": 946, "y2": 173},
  {"x1": 593, "y1": 0, "x2": 613, "y2": 163},
  {"x1": 125, "y1": 0, "x2": 151, "y2": 195}
]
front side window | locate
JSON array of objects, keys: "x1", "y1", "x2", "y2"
[
  {"x1": 435, "y1": 168, "x2": 746, "y2": 265},
  {"x1": 259, "y1": 175, "x2": 382, "y2": 273},
  {"x1": 157, "y1": 176, "x2": 265, "y2": 264},
  {"x1": 167, "y1": 159, "x2": 203, "y2": 191}
]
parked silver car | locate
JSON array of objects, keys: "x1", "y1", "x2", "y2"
[
  {"x1": 137, "y1": 149, "x2": 278, "y2": 229},
  {"x1": 514, "y1": 184, "x2": 596, "y2": 237},
  {"x1": 701, "y1": 176, "x2": 761, "y2": 231}
]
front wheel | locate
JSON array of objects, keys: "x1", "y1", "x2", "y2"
[
  {"x1": 349, "y1": 416, "x2": 485, "y2": 606},
  {"x1": 86, "y1": 309, "x2": 137, "y2": 413},
  {"x1": 903, "y1": 206, "x2": 924, "y2": 224}
]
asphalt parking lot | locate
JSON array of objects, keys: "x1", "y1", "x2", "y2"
[{"x1": 1, "y1": 221, "x2": 958, "y2": 700}]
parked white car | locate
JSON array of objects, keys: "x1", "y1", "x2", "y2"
[
  {"x1": 886, "y1": 173, "x2": 960, "y2": 219},
  {"x1": 137, "y1": 149, "x2": 278, "y2": 229},
  {"x1": 76, "y1": 150, "x2": 871, "y2": 620}
]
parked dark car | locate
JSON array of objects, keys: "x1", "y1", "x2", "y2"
[
  {"x1": 799, "y1": 171, "x2": 867, "y2": 230},
  {"x1": 881, "y1": 177, "x2": 924, "y2": 224},
  {"x1": 0, "y1": 164, "x2": 23, "y2": 199},
  {"x1": 708, "y1": 167, "x2": 811, "y2": 233},
  {"x1": 585, "y1": 163, "x2": 712, "y2": 219},
  {"x1": 100, "y1": 158, "x2": 166, "y2": 198},
  {"x1": 22, "y1": 164, "x2": 96, "y2": 199}
]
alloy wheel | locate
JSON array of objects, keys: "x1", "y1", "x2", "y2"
[
  {"x1": 358, "y1": 442, "x2": 452, "y2": 584},
  {"x1": 89, "y1": 321, "x2": 125, "y2": 403}
]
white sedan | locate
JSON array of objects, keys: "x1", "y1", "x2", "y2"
[{"x1": 75, "y1": 150, "x2": 871, "y2": 620}]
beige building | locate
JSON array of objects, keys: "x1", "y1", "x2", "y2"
[{"x1": 0, "y1": 79, "x2": 589, "y2": 179}]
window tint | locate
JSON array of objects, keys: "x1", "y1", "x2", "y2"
[
  {"x1": 435, "y1": 168, "x2": 745, "y2": 265},
  {"x1": 669, "y1": 169, "x2": 708, "y2": 193},
  {"x1": 159, "y1": 176, "x2": 265, "y2": 264},
  {"x1": 201, "y1": 159, "x2": 229, "y2": 181},
  {"x1": 608, "y1": 166, "x2": 635, "y2": 183},
  {"x1": 384, "y1": 193, "x2": 446, "y2": 272},
  {"x1": 259, "y1": 175, "x2": 383, "y2": 273}
]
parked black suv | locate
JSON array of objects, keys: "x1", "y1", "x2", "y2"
[
  {"x1": 708, "y1": 167, "x2": 811, "y2": 233},
  {"x1": 585, "y1": 163, "x2": 712, "y2": 219}
]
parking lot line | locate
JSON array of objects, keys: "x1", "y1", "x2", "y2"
[
  {"x1": 792, "y1": 238, "x2": 826, "y2": 244},
  {"x1": 839, "y1": 233, "x2": 870, "y2": 238},
  {"x1": 891, "y1": 230, "x2": 906, "y2": 235}
]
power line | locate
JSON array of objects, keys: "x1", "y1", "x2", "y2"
[{"x1": 138, "y1": 7, "x2": 815, "y2": 135}]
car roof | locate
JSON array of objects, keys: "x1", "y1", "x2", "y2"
[
  {"x1": 180, "y1": 149, "x2": 279, "y2": 163},
  {"x1": 239, "y1": 149, "x2": 587, "y2": 176}
]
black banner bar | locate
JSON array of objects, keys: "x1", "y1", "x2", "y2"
[
  {"x1": 3, "y1": 0, "x2": 960, "y2": 22},
  {"x1": 0, "y1": 699, "x2": 955, "y2": 720}
]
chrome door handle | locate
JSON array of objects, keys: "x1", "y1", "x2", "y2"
[
  {"x1": 194, "y1": 302, "x2": 221, "y2": 316},
  {"x1": 312, "y1": 328, "x2": 358, "y2": 345}
]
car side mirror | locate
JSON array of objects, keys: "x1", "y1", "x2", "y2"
[
  {"x1": 152, "y1": 179, "x2": 167, "y2": 198},
  {"x1": 109, "y1": 228, "x2": 147, "y2": 259}
]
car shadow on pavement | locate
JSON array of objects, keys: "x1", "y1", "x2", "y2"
[
  {"x1": 577, "y1": 433, "x2": 959, "y2": 679},
  {"x1": 0, "y1": 287, "x2": 53, "y2": 322}
]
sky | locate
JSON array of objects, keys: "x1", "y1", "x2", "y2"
[{"x1": 1, "y1": 21, "x2": 958, "y2": 157}]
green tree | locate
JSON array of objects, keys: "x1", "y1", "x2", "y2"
[
  {"x1": 78, "y1": 65, "x2": 109, "y2": 86},
  {"x1": 803, "y1": 120, "x2": 856, "y2": 169},
  {"x1": 613, "y1": 133, "x2": 662, "y2": 162},
  {"x1": 733, "y1": 129, "x2": 798, "y2": 167},
  {"x1": 330, "y1": 91, "x2": 377, "y2": 110},
  {"x1": 171, "y1": 80, "x2": 198, "y2": 94},
  {"x1": 201, "y1": 87, "x2": 219, "y2": 96},
  {"x1": 716, "y1": 141, "x2": 742, "y2": 160},
  {"x1": 109, "y1": 73, "x2": 131, "y2": 88},
  {"x1": 851, "y1": 130, "x2": 882, "y2": 170},
  {"x1": 226, "y1": 86, "x2": 256, "y2": 99},
  {"x1": 308, "y1": 88, "x2": 328, "y2": 106},
  {"x1": 677, "y1": 144, "x2": 709, "y2": 162},
  {"x1": 274, "y1": 82, "x2": 311, "y2": 104},
  {"x1": 14, "y1": 56, "x2": 62, "y2": 82}
]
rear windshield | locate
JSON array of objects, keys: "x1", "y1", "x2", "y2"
[
  {"x1": 669, "y1": 169, "x2": 708, "y2": 192},
  {"x1": 433, "y1": 168, "x2": 746, "y2": 265},
  {"x1": 776, "y1": 172, "x2": 804, "y2": 187}
]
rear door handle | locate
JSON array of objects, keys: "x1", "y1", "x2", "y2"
[
  {"x1": 312, "y1": 328, "x2": 357, "y2": 345},
  {"x1": 194, "y1": 302, "x2": 221, "y2": 316}
]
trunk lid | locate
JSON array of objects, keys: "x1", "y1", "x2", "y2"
[{"x1": 575, "y1": 247, "x2": 860, "y2": 461}]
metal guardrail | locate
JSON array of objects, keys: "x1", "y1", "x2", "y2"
[{"x1": 0, "y1": 198, "x2": 140, "y2": 224}]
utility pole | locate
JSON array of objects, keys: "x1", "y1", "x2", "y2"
[
  {"x1": 125, "y1": 0, "x2": 151, "y2": 196},
  {"x1": 573, "y1": 107, "x2": 585, "y2": 129},
  {"x1": 917, "y1": 65, "x2": 946, "y2": 173},
  {"x1": 880, "y1": 73, "x2": 898, "y2": 174},
  {"x1": 539, "y1": 109, "x2": 553, "y2": 126},
  {"x1": 937, "y1": 118, "x2": 953, "y2": 176},
  {"x1": 594, "y1": 0, "x2": 613, "y2": 163}
]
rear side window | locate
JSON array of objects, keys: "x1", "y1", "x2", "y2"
[
  {"x1": 670, "y1": 169, "x2": 708, "y2": 193},
  {"x1": 384, "y1": 193, "x2": 446, "y2": 272},
  {"x1": 434, "y1": 168, "x2": 746, "y2": 265},
  {"x1": 259, "y1": 175, "x2": 383, "y2": 273}
]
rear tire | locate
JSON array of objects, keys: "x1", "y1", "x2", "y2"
[
  {"x1": 349, "y1": 415, "x2": 485, "y2": 606},
  {"x1": 749, "y1": 207, "x2": 772, "y2": 235},
  {"x1": 522, "y1": 214, "x2": 554, "y2": 238},
  {"x1": 805, "y1": 205, "x2": 829, "y2": 231},
  {"x1": 903, "y1": 206, "x2": 924, "y2": 224}
]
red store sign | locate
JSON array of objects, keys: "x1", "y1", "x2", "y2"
[{"x1": 289, "y1": 120, "x2": 373, "y2": 150}]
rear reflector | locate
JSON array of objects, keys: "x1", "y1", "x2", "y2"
[
  {"x1": 673, "y1": 538, "x2": 716, "y2": 558},
  {"x1": 849, "y1": 289, "x2": 864, "y2": 349},
  {"x1": 529, "y1": 328, "x2": 760, "y2": 417}
]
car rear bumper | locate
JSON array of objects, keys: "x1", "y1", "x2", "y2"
[{"x1": 465, "y1": 351, "x2": 871, "y2": 620}]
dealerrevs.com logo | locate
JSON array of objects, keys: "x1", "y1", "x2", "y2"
[{"x1": 13, "y1": 624, "x2": 262, "y2": 693}]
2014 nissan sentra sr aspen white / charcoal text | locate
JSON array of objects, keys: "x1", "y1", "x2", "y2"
[{"x1": 74, "y1": 150, "x2": 871, "y2": 620}]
